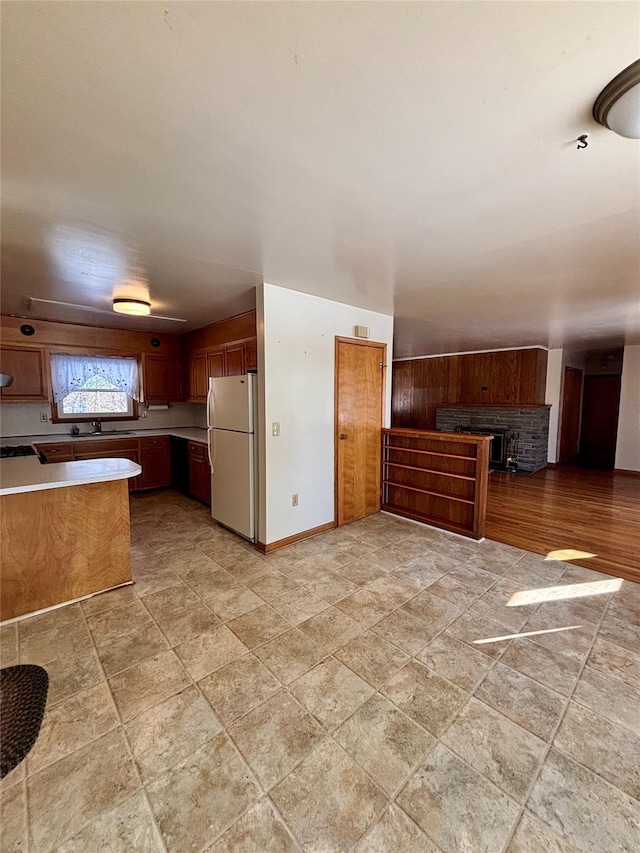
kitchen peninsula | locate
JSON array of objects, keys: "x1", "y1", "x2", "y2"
[{"x1": 0, "y1": 455, "x2": 141, "y2": 621}]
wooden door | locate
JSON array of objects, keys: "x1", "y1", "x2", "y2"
[
  {"x1": 559, "y1": 367, "x2": 583, "y2": 464},
  {"x1": 335, "y1": 338, "x2": 386, "y2": 526},
  {"x1": 579, "y1": 375, "x2": 622, "y2": 469}
]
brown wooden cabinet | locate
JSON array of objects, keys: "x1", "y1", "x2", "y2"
[
  {"x1": 35, "y1": 435, "x2": 174, "y2": 493},
  {"x1": 185, "y1": 337, "x2": 257, "y2": 402},
  {"x1": 71, "y1": 438, "x2": 141, "y2": 492},
  {"x1": 0, "y1": 346, "x2": 49, "y2": 401},
  {"x1": 143, "y1": 355, "x2": 181, "y2": 403},
  {"x1": 188, "y1": 441, "x2": 211, "y2": 505},
  {"x1": 191, "y1": 354, "x2": 209, "y2": 400},
  {"x1": 224, "y1": 344, "x2": 245, "y2": 376},
  {"x1": 37, "y1": 443, "x2": 74, "y2": 463},
  {"x1": 207, "y1": 349, "x2": 225, "y2": 380},
  {"x1": 244, "y1": 339, "x2": 258, "y2": 371},
  {"x1": 139, "y1": 436, "x2": 171, "y2": 490}
]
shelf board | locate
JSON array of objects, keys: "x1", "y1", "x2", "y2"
[
  {"x1": 384, "y1": 480, "x2": 475, "y2": 506},
  {"x1": 383, "y1": 461, "x2": 475, "y2": 482},
  {"x1": 384, "y1": 444, "x2": 477, "y2": 462}
]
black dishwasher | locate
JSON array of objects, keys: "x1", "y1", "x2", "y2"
[{"x1": 170, "y1": 436, "x2": 190, "y2": 495}]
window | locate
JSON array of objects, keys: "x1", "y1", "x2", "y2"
[
  {"x1": 58, "y1": 373, "x2": 135, "y2": 418},
  {"x1": 50, "y1": 353, "x2": 140, "y2": 422}
]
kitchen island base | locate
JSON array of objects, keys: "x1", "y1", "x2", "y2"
[{"x1": 1, "y1": 478, "x2": 133, "y2": 622}]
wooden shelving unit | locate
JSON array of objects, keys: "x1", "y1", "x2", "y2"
[{"x1": 381, "y1": 428, "x2": 491, "y2": 539}]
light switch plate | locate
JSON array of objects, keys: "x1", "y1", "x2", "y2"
[{"x1": 272, "y1": 422, "x2": 281, "y2": 437}]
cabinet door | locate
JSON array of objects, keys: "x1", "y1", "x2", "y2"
[
  {"x1": 244, "y1": 339, "x2": 258, "y2": 371},
  {"x1": 224, "y1": 344, "x2": 245, "y2": 376},
  {"x1": 459, "y1": 353, "x2": 493, "y2": 404},
  {"x1": 207, "y1": 350, "x2": 225, "y2": 380},
  {"x1": 189, "y1": 450, "x2": 211, "y2": 506},
  {"x1": 191, "y1": 354, "x2": 209, "y2": 401},
  {"x1": 139, "y1": 436, "x2": 171, "y2": 489},
  {"x1": 0, "y1": 346, "x2": 48, "y2": 401},
  {"x1": 144, "y1": 355, "x2": 180, "y2": 403}
]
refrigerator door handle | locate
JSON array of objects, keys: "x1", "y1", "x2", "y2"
[
  {"x1": 208, "y1": 429, "x2": 216, "y2": 472},
  {"x1": 207, "y1": 378, "x2": 215, "y2": 429}
]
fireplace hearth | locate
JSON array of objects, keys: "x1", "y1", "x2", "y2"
[
  {"x1": 437, "y1": 406, "x2": 550, "y2": 473},
  {"x1": 454, "y1": 426, "x2": 514, "y2": 471}
]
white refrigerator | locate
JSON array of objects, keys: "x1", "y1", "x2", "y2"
[{"x1": 206, "y1": 374, "x2": 258, "y2": 542}]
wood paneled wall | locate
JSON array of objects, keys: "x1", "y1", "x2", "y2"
[
  {"x1": 0, "y1": 315, "x2": 180, "y2": 357},
  {"x1": 392, "y1": 348, "x2": 548, "y2": 430}
]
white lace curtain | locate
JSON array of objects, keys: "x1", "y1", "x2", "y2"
[{"x1": 50, "y1": 353, "x2": 140, "y2": 403}]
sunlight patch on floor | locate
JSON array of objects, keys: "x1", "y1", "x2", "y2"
[
  {"x1": 545, "y1": 548, "x2": 597, "y2": 561},
  {"x1": 473, "y1": 625, "x2": 581, "y2": 645},
  {"x1": 507, "y1": 578, "x2": 622, "y2": 608}
]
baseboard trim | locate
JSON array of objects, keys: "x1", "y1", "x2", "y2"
[
  {"x1": 256, "y1": 521, "x2": 336, "y2": 554},
  {"x1": 614, "y1": 468, "x2": 640, "y2": 477},
  {"x1": 546, "y1": 462, "x2": 558, "y2": 469}
]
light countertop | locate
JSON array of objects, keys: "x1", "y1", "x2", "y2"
[
  {"x1": 0, "y1": 456, "x2": 142, "y2": 496},
  {"x1": 1, "y1": 427, "x2": 209, "y2": 446}
]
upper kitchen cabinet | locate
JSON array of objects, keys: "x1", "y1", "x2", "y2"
[
  {"x1": 0, "y1": 346, "x2": 49, "y2": 401},
  {"x1": 182, "y1": 310, "x2": 257, "y2": 402},
  {"x1": 207, "y1": 349, "x2": 225, "y2": 379},
  {"x1": 224, "y1": 344, "x2": 245, "y2": 376},
  {"x1": 191, "y1": 353, "x2": 209, "y2": 400},
  {"x1": 245, "y1": 338, "x2": 258, "y2": 371},
  {"x1": 142, "y1": 354, "x2": 182, "y2": 403}
]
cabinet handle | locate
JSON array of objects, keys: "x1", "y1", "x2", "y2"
[{"x1": 340, "y1": 434, "x2": 348, "y2": 440}]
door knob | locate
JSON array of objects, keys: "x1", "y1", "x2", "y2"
[{"x1": 340, "y1": 434, "x2": 348, "y2": 440}]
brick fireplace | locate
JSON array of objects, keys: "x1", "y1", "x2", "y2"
[{"x1": 435, "y1": 406, "x2": 550, "y2": 473}]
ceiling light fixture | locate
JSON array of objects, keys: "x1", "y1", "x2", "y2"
[
  {"x1": 112, "y1": 298, "x2": 151, "y2": 316},
  {"x1": 593, "y1": 58, "x2": 640, "y2": 139}
]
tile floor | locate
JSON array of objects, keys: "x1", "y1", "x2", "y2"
[{"x1": 2, "y1": 490, "x2": 640, "y2": 852}]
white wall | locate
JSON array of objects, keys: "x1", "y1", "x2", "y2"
[
  {"x1": 0, "y1": 402, "x2": 200, "y2": 438},
  {"x1": 615, "y1": 345, "x2": 640, "y2": 472},
  {"x1": 258, "y1": 283, "x2": 394, "y2": 546},
  {"x1": 545, "y1": 348, "x2": 563, "y2": 463}
]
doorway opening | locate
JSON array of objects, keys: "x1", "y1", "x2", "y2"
[{"x1": 578, "y1": 349, "x2": 624, "y2": 470}]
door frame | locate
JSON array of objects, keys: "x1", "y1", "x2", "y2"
[{"x1": 334, "y1": 336, "x2": 387, "y2": 526}]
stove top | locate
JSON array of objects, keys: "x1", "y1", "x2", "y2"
[{"x1": 0, "y1": 445, "x2": 38, "y2": 458}]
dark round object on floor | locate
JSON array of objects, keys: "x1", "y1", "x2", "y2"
[{"x1": 0, "y1": 664, "x2": 49, "y2": 778}]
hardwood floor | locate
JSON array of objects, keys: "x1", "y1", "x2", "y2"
[{"x1": 486, "y1": 466, "x2": 640, "y2": 584}]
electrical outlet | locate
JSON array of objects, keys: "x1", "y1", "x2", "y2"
[
  {"x1": 39, "y1": 412, "x2": 48, "y2": 423},
  {"x1": 140, "y1": 410, "x2": 147, "y2": 418},
  {"x1": 272, "y1": 422, "x2": 281, "y2": 437},
  {"x1": 292, "y1": 494, "x2": 299, "y2": 507}
]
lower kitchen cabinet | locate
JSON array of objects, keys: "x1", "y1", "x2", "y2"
[
  {"x1": 139, "y1": 436, "x2": 171, "y2": 490},
  {"x1": 188, "y1": 441, "x2": 211, "y2": 506},
  {"x1": 36, "y1": 435, "x2": 173, "y2": 492},
  {"x1": 36, "y1": 443, "x2": 74, "y2": 464},
  {"x1": 71, "y1": 439, "x2": 142, "y2": 492}
]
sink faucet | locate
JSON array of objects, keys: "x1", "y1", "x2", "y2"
[{"x1": 91, "y1": 420, "x2": 102, "y2": 434}]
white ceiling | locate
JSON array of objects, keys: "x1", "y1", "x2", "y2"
[{"x1": 1, "y1": 2, "x2": 639, "y2": 356}]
